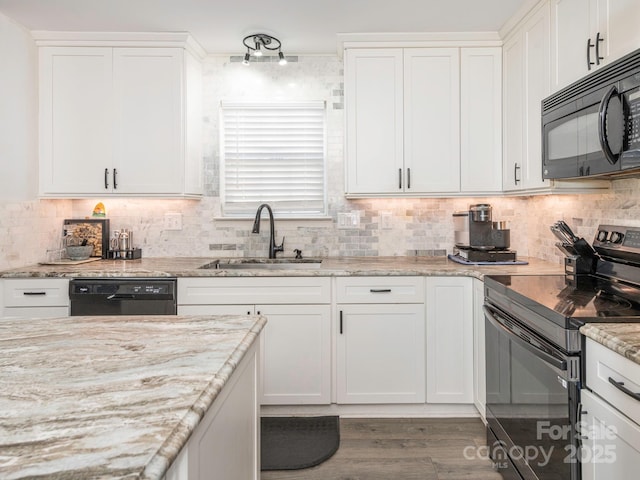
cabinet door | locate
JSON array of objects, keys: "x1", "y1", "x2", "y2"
[
  {"x1": 426, "y1": 277, "x2": 473, "y2": 403},
  {"x1": 39, "y1": 47, "x2": 113, "y2": 195},
  {"x1": 336, "y1": 304, "x2": 425, "y2": 404},
  {"x1": 551, "y1": 0, "x2": 593, "y2": 91},
  {"x1": 581, "y1": 389, "x2": 640, "y2": 480},
  {"x1": 522, "y1": 4, "x2": 551, "y2": 190},
  {"x1": 259, "y1": 305, "x2": 331, "y2": 405},
  {"x1": 345, "y1": 49, "x2": 403, "y2": 194},
  {"x1": 472, "y1": 279, "x2": 486, "y2": 420},
  {"x1": 404, "y1": 48, "x2": 460, "y2": 193},
  {"x1": 503, "y1": 34, "x2": 525, "y2": 191},
  {"x1": 599, "y1": 0, "x2": 640, "y2": 64},
  {"x1": 112, "y1": 48, "x2": 183, "y2": 194},
  {"x1": 460, "y1": 48, "x2": 501, "y2": 193},
  {"x1": 503, "y1": 4, "x2": 550, "y2": 192}
]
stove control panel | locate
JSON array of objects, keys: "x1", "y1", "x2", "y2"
[{"x1": 594, "y1": 225, "x2": 640, "y2": 259}]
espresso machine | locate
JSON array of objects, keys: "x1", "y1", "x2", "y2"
[{"x1": 453, "y1": 204, "x2": 517, "y2": 262}]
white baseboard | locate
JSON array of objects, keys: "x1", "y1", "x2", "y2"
[{"x1": 261, "y1": 403, "x2": 480, "y2": 418}]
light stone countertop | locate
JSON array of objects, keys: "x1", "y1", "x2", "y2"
[
  {"x1": 580, "y1": 323, "x2": 640, "y2": 365},
  {"x1": 0, "y1": 255, "x2": 564, "y2": 279},
  {"x1": 0, "y1": 314, "x2": 266, "y2": 480}
]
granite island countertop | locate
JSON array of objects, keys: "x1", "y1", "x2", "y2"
[
  {"x1": 0, "y1": 314, "x2": 266, "y2": 479},
  {"x1": 580, "y1": 323, "x2": 640, "y2": 365},
  {"x1": 0, "y1": 255, "x2": 564, "y2": 279}
]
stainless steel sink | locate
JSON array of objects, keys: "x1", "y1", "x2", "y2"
[{"x1": 199, "y1": 258, "x2": 323, "y2": 270}]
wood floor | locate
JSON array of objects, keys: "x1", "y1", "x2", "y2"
[{"x1": 261, "y1": 417, "x2": 502, "y2": 480}]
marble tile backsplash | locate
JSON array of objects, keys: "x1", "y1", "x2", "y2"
[{"x1": 0, "y1": 199, "x2": 72, "y2": 270}]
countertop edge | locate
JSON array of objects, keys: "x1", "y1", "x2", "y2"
[
  {"x1": 142, "y1": 316, "x2": 267, "y2": 479},
  {"x1": 0, "y1": 256, "x2": 563, "y2": 279},
  {"x1": 580, "y1": 323, "x2": 640, "y2": 365}
]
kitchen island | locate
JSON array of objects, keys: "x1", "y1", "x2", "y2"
[{"x1": 0, "y1": 314, "x2": 266, "y2": 479}]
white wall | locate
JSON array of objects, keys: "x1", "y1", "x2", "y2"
[
  {"x1": 0, "y1": 11, "x2": 37, "y2": 201},
  {"x1": 0, "y1": 13, "x2": 72, "y2": 271}
]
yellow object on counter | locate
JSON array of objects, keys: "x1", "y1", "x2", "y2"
[{"x1": 92, "y1": 202, "x2": 106, "y2": 217}]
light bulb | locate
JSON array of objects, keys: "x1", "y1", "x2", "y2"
[
  {"x1": 253, "y1": 43, "x2": 263, "y2": 57},
  {"x1": 242, "y1": 52, "x2": 250, "y2": 65},
  {"x1": 278, "y1": 51, "x2": 287, "y2": 66}
]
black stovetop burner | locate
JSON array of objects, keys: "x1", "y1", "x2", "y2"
[
  {"x1": 486, "y1": 224, "x2": 640, "y2": 330},
  {"x1": 485, "y1": 274, "x2": 640, "y2": 328}
]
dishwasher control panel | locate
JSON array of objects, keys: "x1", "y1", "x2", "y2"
[{"x1": 70, "y1": 279, "x2": 176, "y2": 298}]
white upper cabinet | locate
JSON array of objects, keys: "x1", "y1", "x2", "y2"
[
  {"x1": 38, "y1": 36, "x2": 203, "y2": 197},
  {"x1": 345, "y1": 49, "x2": 404, "y2": 194},
  {"x1": 503, "y1": 3, "x2": 550, "y2": 192},
  {"x1": 551, "y1": 0, "x2": 640, "y2": 92},
  {"x1": 460, "y1": 48, "x2": 502, "y2": 193},
  {"x1": 112, "y1": 49, "x2": 184, "y2": 194},
  {"x1": 39, "y1": 47, "x2": 114, "y2": 194},
  {"x1": 404, "y1": 48, "x2": 460, "y2": 193},
  {"x1": 345, "y1": 44, "x2": 502, "y2": 197},
  {"x1": 501, "y1": 1, "x2": 611, "y2": 194}
]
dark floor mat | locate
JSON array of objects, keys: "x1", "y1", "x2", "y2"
[{"x1": 261, "y1": 416, "x2": 340, "y2": 471}]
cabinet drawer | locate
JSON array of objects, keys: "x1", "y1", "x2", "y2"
[
  {"x1": 586, "y1": 337, "x2": 640, "y2": 426},
  {"x1": 3, "y1": 279, "x2": 69, "y2": 307},
  {"x1": 178, "y1": 277, "x2": 331, "y2": 305},
  {"x1": 336, "y1": 276, "x2": 425, "y2": 303}
]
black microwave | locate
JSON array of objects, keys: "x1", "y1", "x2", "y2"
[{"x1": 542, "y1": 48, "x2": 640, "y2": 179}]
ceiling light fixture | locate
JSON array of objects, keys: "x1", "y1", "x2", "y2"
[{"x1": 242, "y1": 33, "x2": 287, "y2": 66}]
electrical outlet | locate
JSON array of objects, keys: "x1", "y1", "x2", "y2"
[
  {"x1": 380, "y1": 211, "x2": 392, "y2": 230},
  {"x1": 350, "y1": 210, "x2": 360, "y2": 227},
  {"x1": 337, "y1": 212, "x2": 360, "y2": 229},
  {"x1": 164, "y1": 213, "x2": 183, "y2": 231}
]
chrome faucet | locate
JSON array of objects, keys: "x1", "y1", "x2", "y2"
[{"x1": 251, "y1": 204, "x2": 284, "y2": 259}]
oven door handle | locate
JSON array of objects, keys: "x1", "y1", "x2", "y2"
[{"x1": 483, "y1": 305, "x2": 567, "y2": 371}]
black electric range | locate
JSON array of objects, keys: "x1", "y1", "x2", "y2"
[
  {"x1": 483, "y1": 224, "x2": 640, "y2": 480},
  {"x1": 485, "y1": 224, "x2": 640, "y2": 353}
]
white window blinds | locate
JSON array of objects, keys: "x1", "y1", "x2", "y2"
[{"x1": 220, "y1": 102, "x2": 327, "y2": 217}]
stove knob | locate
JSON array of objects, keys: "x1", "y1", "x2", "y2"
[
  {"x1": 610, "y1": 231, "x2": 624, "y2": 244},
  {"x1": 597, "y1": 230, "x2": 609, "y2": 242}
]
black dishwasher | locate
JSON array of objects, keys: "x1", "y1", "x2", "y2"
[{"x1": 69, "y1": 278, "x2": 177, "y2": 316}]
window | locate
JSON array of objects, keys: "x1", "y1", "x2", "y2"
[{"x1": 220, "y1": 102, "x2": 327, "y2": 217}]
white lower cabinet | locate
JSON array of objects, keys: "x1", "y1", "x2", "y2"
[
  {"x1": 581, "y1": 389, "x2": 640, "y2": 479},
  {"x1": 258, "y1": 304, "x2": 331, "y2": 405},
  {"x1": 582, "y1": 337, "x2": 640, "y2": 478},
  {"x1": 165, "y1": 341, "x2": 259, "y2": 480},
  {"x1": 177, "y1": 277, "x2": 331, "y2": 405},
  {"x1": 335, "y1": 277, "x2": 426, "y2": 404},
  {"x1": 1, "y1": 278, "x2": 69, "y2": 318},
  {"x1": 472, "y1": 278, "x2": 486, "y2": 419},
  {"x1": 336, "y1": 303, "x2": 426, "y2": 403},
  {"x1": 426, "y1": 277, "x2": 473, "y2": 403},
  {"x1": 178, "y1": 275, "x2": 480, "y2": 410}
]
